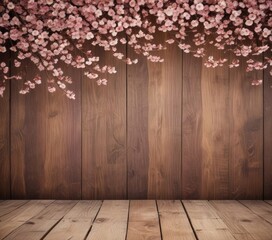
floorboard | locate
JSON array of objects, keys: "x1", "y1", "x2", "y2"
[
  {"x1": 183, "y1": 200, "x2": 236, "y2": 240},
  {"x1": 0, "y1": 200, "x2": 271, "y2": 240},
  {"x1": 127, "y1": 200, "x2": 161, "y2": 240},
  {"x1": 44, "y1": 201, "x2": 102, "y2": 240},
  {"x1": 86, "y1": 200, "x2": 129, "y2": 240},
  {"x1": 211, "y1": 200, "x2": 272, "y2": 240}
]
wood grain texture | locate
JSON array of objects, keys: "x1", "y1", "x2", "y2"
[
  {"x1": 0, "y1": 200, "x2": 53, "y2": 239},
  {"x1": 182, "y1": 52, "x2": 203, "y2": 199},
  {"x1": 86, "y1": 200, "x2": 128, "y2": 240},
  {"x1": 128, "y1": 32, "x2": 182, "y2": 199},
  {"x1": 0, "y1": 200, "x2": 28, "y2": 217},
  {"x1": 0, "y1": 59, "x2": 10, "y2": 199},
  {"x1": 211, "y1": 200, "x2": 272, "y2": 240},
  {"x1": 127, "y1": 200, "x2": 161, "y2": 240},
  {"x1": 127, "y1": 45, "x2": 149, "y2": 199},
  {"x1": 45, "y1": 201, "x2": 102, "y2": 240},
  {"x1": 240, "y1": 200, "x2": 272, "y2": 224},
  {"x1": 4, "y1": 201, "x2": 76, "y2": 240},
  {"x1": 229, "y1": 57, "x2": 263, "y2": 199},
  {"x1": 82, "y1": 46, "x2": 127, "y2": 199},
  {"x1": 199, "y1": 48, "x2": 230, "y2": 199},
  {"x1": 157, "y1": 200, "x2": 196, "y2": 240},
  {"x1": 264, "y1": 53, "x2": 272, "y2": 199},
  {"x1": 11, "y1": 63, "x2": 81, "y2": 199},
  {"x1": 183, "y1": 200, "x2": 236, "y2": 240},
  {"x1": 182, "y1": 46, "x2": 230, "y2": 199}
]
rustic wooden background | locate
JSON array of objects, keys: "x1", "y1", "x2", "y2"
[{"x1": 0, "y1": 40, "x2": 271, "y2": 200}]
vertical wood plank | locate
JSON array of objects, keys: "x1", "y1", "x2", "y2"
[
  {"x1": 127, "y1": 47, "x2": 149, "y2": 199},
  {"x1": 11, "y1": 62, "x2": 47, "y2": 198},
  {"x1": 182, "y1": 46, "x2": 230, "y2": 199},
  {"x1": 82, "y1": 47, "x2": 127, "y2": 199},
  {"x1": 200, "y1": 48, "x2": 230, "y2": 199},
  {"x1": 44, "y1": 66, "x2": 81, "y2": 199},
  {"x1": 229, "y1": 57, "x2": 263, "y2": 199},
  {"x1": 127, "y1": 200, "x2": 161, "y2": 240},
  {"x1": 264, "y1": 53, "x2": 272, "y2": 199},
  {"x1": 182, "y1": 52, "x2": 203, "y2": 199},
  {"x1": 86, "y1": 200, "x2": 129, "y2": 240},
  {"x1": 0, "y1": 69, "x2": 10, "y2": 199},
  {"x1": 157, "y1": 200, "x2": 196, "y2": 240},
  {"x1": 11, "y1": 62, "x2": 81, "y2": 199},
  {"x1": 128, "y1": 32, "x2": 182, "y2": 199}
]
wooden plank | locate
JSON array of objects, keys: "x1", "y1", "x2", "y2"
[
  {"x1": 211, "y1": 200, "x2": 272, "y2": 240},
  {"x1": 229, "y1": 57, "x2": 263, "y2": 199},
  {"x1": 0, "y1": 200, "x2": 53, "y2": 239},
  {"x1": 4, "y1": 200, "x2": 76, "y2": 240},
  {"x1": 182, "y1": 45, "x2": 229, "y2": 199},
  {"x1": 240, "y1": 201, "x2": 272, "y2": 225},
  {"x1": 127, "y1": 200, "x2": 161, "y2": 240},
  {"x1": 127, "y1": 43, "x2": 149, "y2": 199},
  {"x1": 183, "y1": 200, "x2": 235, "y2": 240},
  {"x1": 0, "y1": 50, "x2": 10, "y2": 199},
  {"x1": 82, "y1": 45, "x2": 126, "y2": 199},
  {"x1": 181, "y1": 51, "x2": 203, "y2": 199},
  {"x1": 265, "y1": 200, "x2": 272, "y2": 206},
  {"x1": 157, "y1": 200, "x2": 195, "y2": 240},
  {"x1": 200, "y1": 47, "x2": 230, "y2": 199},
  {"x1": 44, "y1": 65, "x2": 81, "y2": 199},
  {"x1": 0, "y1": 73, "x2": 10, "y2": 199},
  {"x1": 86, "y1": 200, "x2": 128, "y2": 240},
  {"x1": 0, "y1": 200, "x2": 28, "y2": 217},
  {"x1": 11, "y1": 61, "x2": 81, "y2": 199},
  {"x1": 44, "y1": 201, "x2": 102, "y2": 240},
  {"x1": 264, "y1": 52, "x2": 272, "y2": 199},
  {"x1": 128, "y1": 32, "x2": 182, "y2": 199}
]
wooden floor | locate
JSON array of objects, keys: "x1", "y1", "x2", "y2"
[{"x1": 0, "y1": 200, "x2": 272, "y2": 240}]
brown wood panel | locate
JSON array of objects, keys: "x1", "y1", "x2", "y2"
[
  {"x1": 11, "y1": 62, "x2": 81, "y2": 199},
  {"x1": 264, "y1": 53, "x2": 272, "y2": 199},
  {"x1": 229, "y1": 57, "x2": 263, "y2": 199},
  {"x1": 127, "y1": 46, "x2": 149, "y2": 199},
  {"x1": 182, "y1": 47, "x2": 230, "y2": 199},
  {"x1": 0, "y1": 72, "x2": 10, "y2": 199},
  {"x1": 128, "y1": 32, "x2": 182, "y2": 199},
  {"x1": 82, "y1": 46, "x2": 127, "y2": 199},
  {"x1": 200, "y1": 48, "x2": 230, "y2": 199},
  {"x1": 182, "y1": 52, "x2": 203, "y2": 199}
]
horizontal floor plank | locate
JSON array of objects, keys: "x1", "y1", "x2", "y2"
[
  {"x1": 183, "y1": 200, "x2": 236, "y2": 240},
  {"x1": 4, "y1": 201, "x2": 77, "y2": 240},
  {"x1": 127, "y1": 200, "x2": 161, "y2": 240},
  {"x1": 0, "y1": 200, "x2": 28, "y2": 217},
  {"x1": 240, "y1": 200, "x2": 272, "y2": 225},
  {"x1": 211, "y1": 200, "x2": 272, "y2": 240},
  {"x1": 44, "y1": 201, "x2": 102, "y2": 240},
  {"x1": 0, "y1": 200, "x2": 53, "y2": 240},
  {"x1": 158, "y1": 200, "x2": 196, "y2": 240},
  {"x1": 86, "y1": 200, "x2": 129, "y2": 240}
]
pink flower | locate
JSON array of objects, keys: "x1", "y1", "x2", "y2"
[
  {"x1": 7, "y1": 2, "x2": 15, "y2": 9},
  {"x1": 195, "y1": 3, "x2": 204, "y2": 11}
]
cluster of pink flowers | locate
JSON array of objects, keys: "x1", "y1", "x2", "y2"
[{"x1": 0, "y1": 0, "x2": 271, "y2": 98}]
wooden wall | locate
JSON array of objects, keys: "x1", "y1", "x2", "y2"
[{"x1": 0, "y1": 40, "x2": 271, "y2": 200}]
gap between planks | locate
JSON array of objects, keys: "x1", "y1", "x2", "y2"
[{"x1": 0, "y1": 200, "x2": 272, "y2": 240}]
